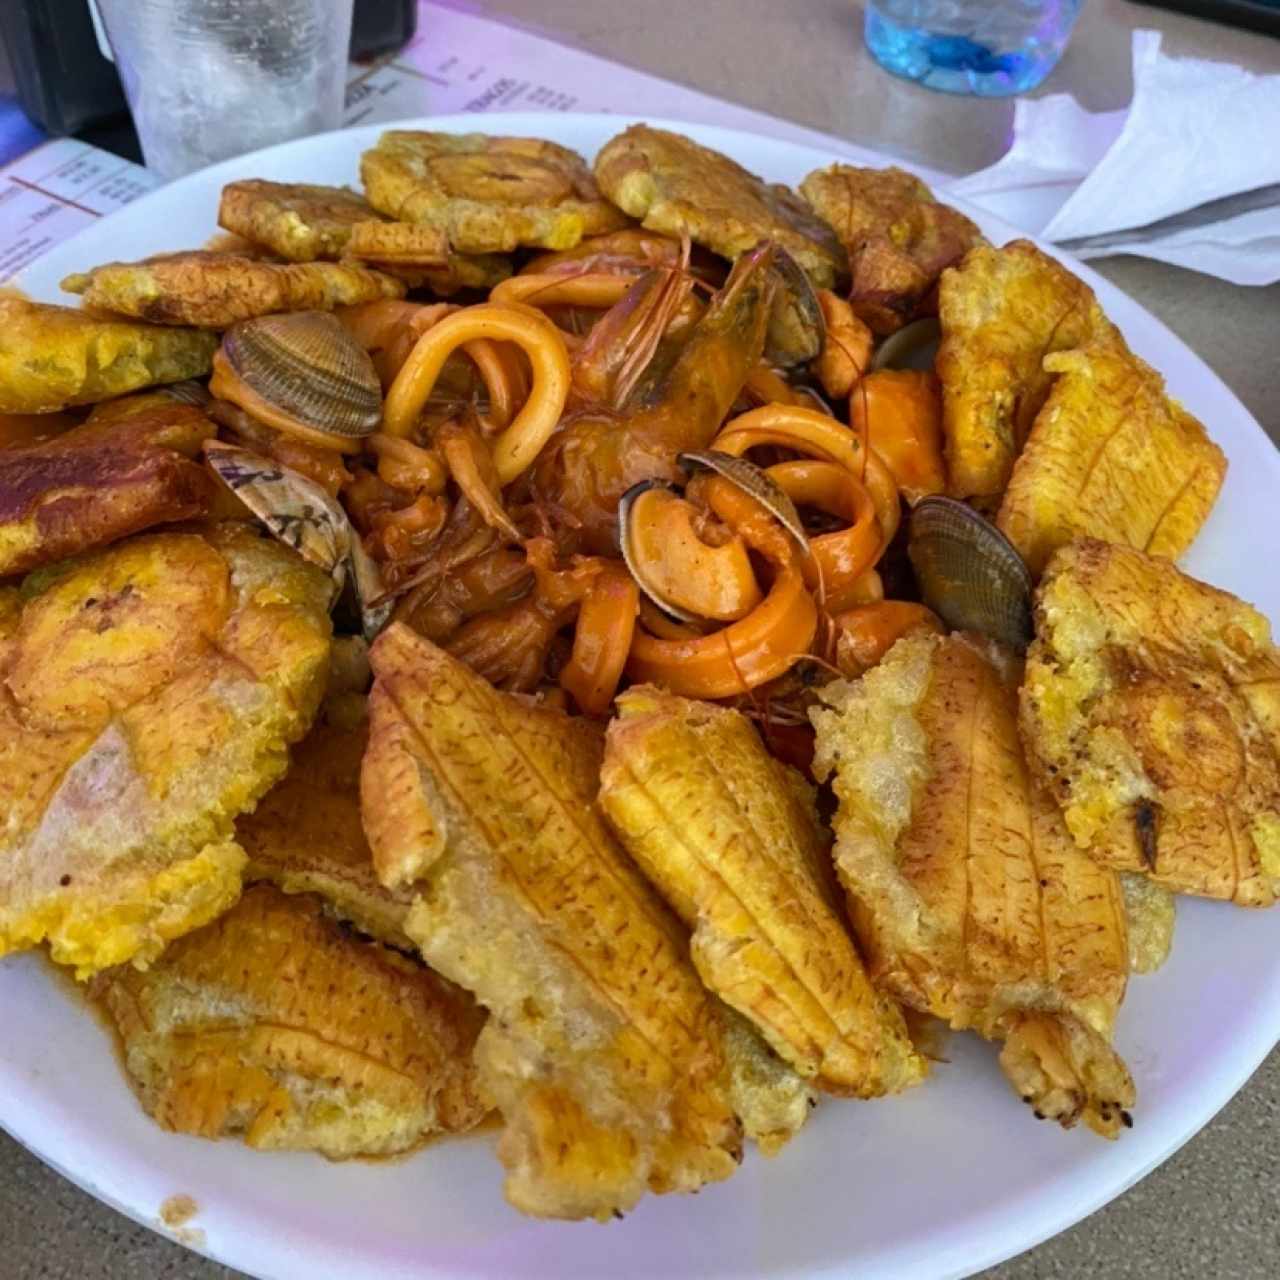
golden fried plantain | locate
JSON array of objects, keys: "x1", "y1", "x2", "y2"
[
  {"x1": 599, "y1": 688, "x2": 925, "y2": 1098},
  {"x1": 61, "y1": 251, "x2": 404, "y2": 328},
  {"x1": 935, "y1": 240, "x2": 1112, "y2": 501},
  {"x1": 800, "y1": 164, "x2": 982, "y2": 334},
  {"x1": 361, "y1": 625, "x2": 811, "y2": 1220},
  {"x1": 997, "y1": 340, "x2": 1226, "y2": 577},
  {"x1": 0, "y1": 525, "x2": 332, "y2": 977},
  {"x1": 0, "y1": 297, "x2": 217, "y2": 414},
  {"x1": 1119, "y1": 873, "x2": 1175, "y2": 973},
  {"x1": 343, "y1": 218, "x2": 449, "y2": 267},
  {"x1": 361, "y1": 131, "x2": 627, "y2": 254},
  {"x1": 1021, "y1": 539, "x2": 1280, "y2": 906},
  {"x1": 596, "y1": 125, "x2": 847, "y2": 288},
  {"x1": 94, "y1": 884, "x2": 486, "y2": 1157},
  {"x1": 239, "y1": 718, "x2": 413, "y2": 950},
  {"x1": 811, "y1": 631, "x2": 1136, "y2": 1136},
  {"x1": 0, "y1": 399, "x2": 217, "y2": 576},
  {"x1": 217, "y1": 179, "x2": 380, "y2": 262}
]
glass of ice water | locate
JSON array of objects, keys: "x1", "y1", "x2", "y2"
[
  {"x1": 92, "y1": 0, "x2": 355, "y2": 180},
  {"x1": 864, "y1": 0, "x2": 1084, "y2": 97}
]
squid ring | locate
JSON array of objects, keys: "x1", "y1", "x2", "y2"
[
  {"x1": 768, "y1": 459, "x2": 883, "y2": 612},
  {"x1": 384, "y1": 304, "x2": 571, "y2": 486},
  {"x1": 626, "y1": 478, "x2": 816, "y2": 698},
  {"x1": 713, "y1": 403, "x2": 901, "y2": 548},
  {"x1": 560, "y1": 566, "x2": 639, "y2": 717},
  {"x1": 490, "y1": 272, "x2": 636, "y2": 312}
]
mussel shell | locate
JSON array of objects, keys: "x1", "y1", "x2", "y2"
[
  {"x1": 907, "y1": 496, "x2": 1033, "y2": 650},
  {"x1": 764, "y1": 244, "x2": 825, "y2": 368},
  {"x1": 222, "y1": 311, "x2": 382, "y2": 439},
  {"x1": 870, "y1": 316, "x2": 942, "y2": 373},
  {"x1": 677, "y1": 450, "x2": 809, "y2": 550},
  {"x1": 617, "y1": 479, "x2": 706, "y2": 626},
  {"x1": 205, "y1": 440, "x2": 350, "y2": 598}
]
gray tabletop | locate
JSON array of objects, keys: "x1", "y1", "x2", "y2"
[{"x1": 4, "y1": 2, "x2": 1280, "y2": 1278}]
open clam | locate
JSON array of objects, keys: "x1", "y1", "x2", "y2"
[
  {"x1": 907, "y1": 495, "x2": 1033, "y2": 649},
  {"x1": 210, "y1": 311, "x2": 382, "y2": 453},
  {"x1": 677, "y1": 449, "x2": 809, "y2": 549},
  {"x1": 764, "y1": 244, "x2": 825, "y2": 368},
  {"x1": 870, "y1": 316, "x2": 941, "y2": 373},
  {"x1": 204, "y1": 440, "x2": 392, "y2": 642},
  {"x1": 618, "y1": 479, "x2": 762, "y2": 625}
]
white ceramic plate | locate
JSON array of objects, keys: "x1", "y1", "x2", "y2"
[{"x1": 6, "y1": 113, "x2": 1280, "y2": 1280}]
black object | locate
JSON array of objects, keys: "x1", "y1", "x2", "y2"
[
  {"x1": 1129, "y1": 0, "x2": 1280, "y2": 37},
  {"x1": 0, "y1": 0, "x2": 418, "y2": 152},
  {"x1": 0, "y1": 0, "x2": 127, "y2": 136}
]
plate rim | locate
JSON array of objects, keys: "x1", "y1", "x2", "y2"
[{"x1": 5, "y1": 109, "x2": 1280, "y2": 1280}]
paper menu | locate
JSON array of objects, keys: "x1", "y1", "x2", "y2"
[
  {"x1": 0, "y1": 137, "x2": 159, "y2": 281},
  {"x1": 0, "y1": 0, "x2": 944, "y2": 282}
]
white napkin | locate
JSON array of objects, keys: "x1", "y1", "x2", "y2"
[{"x1": 949, "y1": 30, "x2": 1280, "y2": 285}]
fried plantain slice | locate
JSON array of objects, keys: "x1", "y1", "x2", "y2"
[
  {"x1": 0, "y1": 399, "x2": 217, "y2": 576},
  {"x1": 0, "y1": 525, "x2": 332, "y2": 977},
  {"x1": 811, "y1": 631, "x2": 1135, "y2": 1137},
  {"x1": 217, "y1": 179, "x2": 380, "y2": 262},
  {"x1": 361, "y1": 624, "x2": 810, "y2": 1220},
  {"x1": 239, "y1": 717, "x2": 413, "y2": 950},
  {"x1": 1021, "y1": 538, "x2": 1280, "y2": 906},
  {"x1": 599, "y1": 687, "x2": 925, "y2": 1098},
  {"x1": 934, "y1": 240, "x2": 1113, "y2": 502},
  {"x1": 0, "y1": 297, "x2": 217, "y2": 414},
  {"x1": 996, "y1": 339, "x2": 1226, "y2": 577},
  {"x1": 595, "y1": 125, "x2": 847, "y2": 288},
  {"x1": 1119, "y1": 872, "x2": 1175, "y2": 973},
  {"x1": 61, "y1": 251, "x2": 404, "y2": 328},
  {"x1": 361, "y1": 131, "x2": 628, "y2": 254},
  {"x1": 800, "y1": 164, "x2": 981, "y2": 335},
  {"x1": 94, "y1": 884, "x2": 486, "y2": 1157}
]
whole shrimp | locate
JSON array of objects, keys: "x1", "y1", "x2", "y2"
[{"x1": 533, "y1": 240, "x2": 781, "y2": 555}]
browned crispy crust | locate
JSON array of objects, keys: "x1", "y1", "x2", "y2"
[
  {"x1": 1021, "y1": 539, "x2": 1280, "y2": 905},
  {"x1": 0, "y1": 298, "x2": 217, "y2": 414},
  {"x1": 61, "y1": 251, "x2": 405, "y2": 328},
  {"x1": 0, "y1": 444, "x2": 213, "y2": 577},
  {"x1": 94, "y1": 884, "x2": 487, "y2": 1156},
  {"x1": 239, "y1": 719, "x2": 415, "y2": 950},
  {"x1": 800, "y1": 164, "x2": 982, "y2": 334},
  {"x1": 362, "y1": 131, "x2": 628, "y2": 254},
  {"x1": 217, "y1": 180, "x2": 375, "y2": 262},
  {"x1": 595, "y1": 125, "x2": 847, "y2": 288}
]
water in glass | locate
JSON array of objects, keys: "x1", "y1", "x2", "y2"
[
  {"x1": 94, "y1": 0, "x2": 354, "y2": 179},
  {"x1": 864, "y1": 0, "x2": 1084, "y2": 97}
]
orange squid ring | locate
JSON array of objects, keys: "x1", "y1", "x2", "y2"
[
  {"x1": 768, "y1": 460, "x2": 883, "y2": 612},
  {"x1": 713, "y1": 404, "x2": 901, "y2": 549},
  {"x1": 626, "y1": 480, "x2": 817, "y2": 699},
  {"x1": 489, "y1": 272, "x2": 636, "y2": 312},
  {"x1": 560, "y1": 566, "x2": 639, "y2": 717},
  {"x1": 383, "y1": 304, "x2": 571, "y2": 486}
]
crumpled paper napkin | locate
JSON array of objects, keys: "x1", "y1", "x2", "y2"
[{"x1": 949, "y1": 29, "x2": 1280, "y2": 285}]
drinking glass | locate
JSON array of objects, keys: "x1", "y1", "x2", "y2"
[
  {"x1": 92, "y1": 0, "x2": 355, "y2": 179},
  {"x1": 864, "y1": 0, "x2": 1084, "y2": 97}
]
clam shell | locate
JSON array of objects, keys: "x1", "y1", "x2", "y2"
[
  {"x1": 677, "y1": 450, "x2": 809, "y2": 550},
  {"x1": 205, "y1": 440, "x2": 350, "y2": 598},
  {"x1": 907, "y1": 496, "x2": 1033, "y2": 650},
  {"x1": 617, "y1": 480, "x2": 705, "y2": 626},
  {"x1": 764, "y1": 244, "x2": 824, "y2": 368},
  {"x1": 160, "y1": 379, "x2": 212, "y2": 407},
  {"x1": 870, "y1": 317, "x2": 942, "y2": 373},
  {"x1": 222, "y1": 311, "x2": 382, "y2": 439}
]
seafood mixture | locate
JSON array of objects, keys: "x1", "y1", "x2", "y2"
[{"x1": 0, "y1": 121, "x2": 1271, "y2": 1223}]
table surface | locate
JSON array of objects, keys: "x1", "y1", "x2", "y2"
[{"x1": 4, "y1": 2, "x2": 1280, "y2": 1278}]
